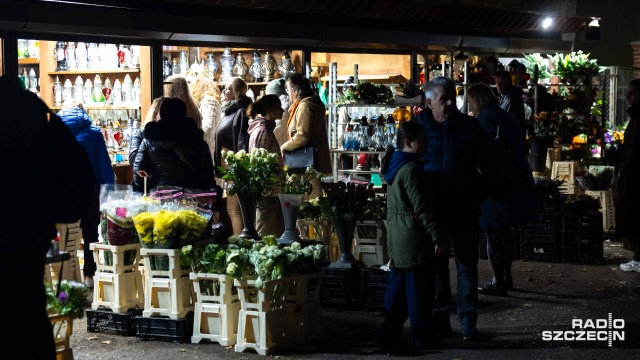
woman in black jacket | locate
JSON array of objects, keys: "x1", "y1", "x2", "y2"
[
  {"x1": 215, "y1": 77, "x2": 253, "y2": 234},
  {"x1": 132, "y1": 97, "x2": 216, "y2": 193}
]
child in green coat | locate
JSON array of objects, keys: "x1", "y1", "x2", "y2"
[{"x1": 377, "y1": 121, "x2": 448, "y2": 351}]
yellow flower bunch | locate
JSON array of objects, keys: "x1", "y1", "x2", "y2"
[
  {"x1": 153, "y1": 210, "x2": 182, "y2": 248},
  {"x1": 177, "y1": 209, "x2": 209, "y2": 242},
  {"x1": 133, "y1": 211, "x2": 155, "y2": 246}
]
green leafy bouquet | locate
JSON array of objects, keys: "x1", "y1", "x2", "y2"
[
  {"x1": 318, "y1": 180, "x2": 375, "y2": 221},
  {"x1": 338, "y1": 81, "x2": 394, "y2": 105},
  {"x1": 218, "y1": 148, "x2": 281, "y2": 198},
  {"x1": 280, "y1": 165, "x2": 322, "y2": 195},
  {"x1": 46, "y1": 280, "x2": 90, "y2": 340}
]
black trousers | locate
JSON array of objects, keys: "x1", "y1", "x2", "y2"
[{"x1": 82, "y1": 194, "x2": 101, "y2": 277}]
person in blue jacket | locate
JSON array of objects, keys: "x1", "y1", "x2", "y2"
[
  {"x1": 416, "y1": 76, "x2": 497, "y2": 342},
  {"x1": 59, "y1": 101, "x2": 115, "y2": 288},
  {"x1": 467, "y1": 82, "x2": 539, "y2": 295},
  {"x1": 377, "y1": 121, "x2": 447, "y2": 351}
]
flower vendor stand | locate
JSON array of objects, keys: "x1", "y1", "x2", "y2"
[
  {"x1": 190, "y1": 272, "x2": 241, "y2": 346},
  {"x1": 286, "y1": 271, "x2": 324, "y2": 345},
  {"x1": 50, "y1": 313, "x2": 73, "y2": 360},
  {"x1": 140, "y1": 248, "x2": 195, "y2": 319},
  {"x1": 234, "y1": 276, "x2": 292, "y2": 355},
  {"x1": 90, "y1": 242, "x2": 144, "y2": 314}
]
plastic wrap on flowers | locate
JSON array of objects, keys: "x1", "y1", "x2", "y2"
[{"x1": 176, "y1": 205, "x2": 213, "y2": 245}]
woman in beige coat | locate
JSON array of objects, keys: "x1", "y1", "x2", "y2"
[{"x1": 281, "y1": 73, "x2": 331, "y2": 199}]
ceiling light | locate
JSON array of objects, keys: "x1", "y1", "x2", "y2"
[
  {"x1": 589, "y1": 18, "x2": 600, "y2": 27},
  {"x1": 542, "y1": 17, "x2": 552, "y2": 29}
]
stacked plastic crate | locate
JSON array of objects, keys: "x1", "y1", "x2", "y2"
[
  {"x1": 352, "y1": 220, "x2": 388, "y2": 267},
  {"x1": 360, "y1": 266, "x2": 389, "y2": 312},
  {"x1": 518, "y1": 209, "x2": 562, "y2": 263},
  {"x1": 560, "y1": 212, "x2": 604, "y2": 265},
  {"x1": 286, "y1": 271, "x2": 324, "y2": 345},
  {"x1": 319, "y1": 267, "x2": 361, "y2": 310},
  {"x1": 135, "y1": 248, "x2": 195, "y2": 343},
  {"x1": 86, "y1": 242, "x2": 144, "y2": 336},
  {"x1": 190, "y1": 272, "x2": 241, "y2": 346},
  {"x1": 551, "y1": 161, "x2": 582, "y2": 195}
]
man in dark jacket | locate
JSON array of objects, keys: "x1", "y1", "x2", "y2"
[
  {"x1": 495, "y1": 70, "x2": 526, "y2": 143},
  {"x1": 416, "y1": 76, "x2": 496, "y2": 342},
  {"x1": 0, "y1": 76, "x2": 94, "y2": 359},
  {"x1": 132, "y1": 98, "x2": 217, "y2": 193}
]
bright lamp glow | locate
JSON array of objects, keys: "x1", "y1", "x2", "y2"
[
  {"x1": 542, "y1": 17, "x2": 553, "y2": 29},
  {"x1": 589, "y1": 18, "x2": 600, "y2": 27}
]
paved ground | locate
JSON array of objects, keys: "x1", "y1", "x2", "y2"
[{"x1": 69, "y1": 237, "x2": 640, "y2": 360}]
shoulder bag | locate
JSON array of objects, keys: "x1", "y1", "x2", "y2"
[{"x1": 283, "y1": 144, "x2": 317, "y2": 173}]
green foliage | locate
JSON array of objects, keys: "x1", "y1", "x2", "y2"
[
  {"x1": 522, "y1": 53, "x2": 552, "y2": 80},
  {"x1": 298, "y1": 198, "x2": 324, "y2": 220},
  {"x1": 559, "y1": 194, "x2": 600, "y2": 215},
  {"x1": 338, "y1": 81, "x2": 394, "y2": 105},
  {"x1": 548, "y1": 51, "x2": 605, "y2": 80},
  {"x1": 318, "y1": 181, "x2": 375, "y2": 221},
  {"x1": 280, "y1": 166, "x2": 322, "y2": 195}
]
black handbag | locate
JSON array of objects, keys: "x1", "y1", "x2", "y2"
[{"x1": 283, "y1": 144, "x2": 318, "y2": 173}]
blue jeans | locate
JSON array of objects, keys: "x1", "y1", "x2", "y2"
[
  {"x1": 433, "y1": 224, "x2": 479, "y2": 335},
  {"x1": 379, "y1": 263, "x2": 436, "y2": 349}
]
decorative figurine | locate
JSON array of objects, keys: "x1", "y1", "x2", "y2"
[
  {"x1": 53, "y1": 75, "x2": 62, "y2": 106},
  {"x1": 54, "y1": 41, "x2": 68, "y2": 71},
  {"x1": 277, "y1": 50, "x2": 296, "y2": 80},
  {"x1": 93, "y1": 74, "x2": 105, "y2": 104},
  {"x1": 219, "y1": 47, "x2": 235, "y2": 84},
  {"x1": 63, "y1": 79, "x2": 74, "y2": 105},
  {"x1": 122, "y1": 74, "x2": 133, "y2": 105},
  {"x1": 232, "y1": 53, "x2": 249, "y2": 80},
  {"x1": 28, "y1": 68, "x2": 38, "y2": 93},
  {"x1": 112, "y1": 79, "x2": 122, "y2": 105},
  {"x1": 261, "y1": 51, "x2": 277, "y2": 82},
  {"x1": 19, "y1": 68, "x2": 28, "y2": 90},
  {"x1": 171, "y1": 57, "x2": 179, "y2": 76},
  {"x1": 204, "y1": 52, "x2": 218, "y2": 82},
  {"x1": 249, "y1": 49, "x2": 263, "y2": 82},
  {"x1": 179, "y1": 49, "x2": 189, "y2": 76},
  {"x1": 76, "y1": 42, "x2": 87, "y2": 70},
  {"x1": 74, "y1": 76, "x2": 84, "y2": 103},
  {"x1": 132, "y1": 77, "x2": 141, "y2": 107},
  {"x1": 66, "y1": 42, "x2": 76, "y2": 71},
  {"x1": 83, "y1": 79, "x2": 93, "y2": 105},
  {"x1": 87, "y1": 43, "x2": 98, "y2": 69},
  {"x1": 117, "y1": 45, "x2": 125, "y2": 69},
  {"x1": 162, "y1": 56, "x2": 172, "y2": 80},
  {"x1": 102, "y1": 78, "x2": 113, "y2": 105}
]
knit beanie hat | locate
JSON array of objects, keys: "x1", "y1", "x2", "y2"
[{"x1": 266, "y1": 78, "x2": 286, "y2": 97}]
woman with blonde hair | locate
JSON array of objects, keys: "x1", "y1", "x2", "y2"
[
  {"x1": 166, "y1": 75, "x2": 203, "y2": 129},
  {"x1": 215, "y1": 76, "x2": 252, "y2": 234},
  {"x1": 188, "y1": 72, "x2": 222, "y2": 168}
]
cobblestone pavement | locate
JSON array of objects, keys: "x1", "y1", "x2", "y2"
[{"x1": 70, "y1": 237, "x2": 640, "y2": 360}]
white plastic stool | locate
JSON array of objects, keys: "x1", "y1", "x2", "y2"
[
  {"x1": 140, "y1": 248, "x2": 194, "y2": 319},
  {"x1": 190, "y1": 273, "x2": 241, "y2": 345},
  {"x1": 90, "y1": 243, "x2": 144, "y2": 313}
]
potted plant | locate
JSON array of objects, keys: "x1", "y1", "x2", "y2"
[
  {"x1": 217, "y1": 148, "x2": 281, "y2": 239},
  {"x1": 46, "y1": 280, "x2": 90, "y2": 357},
  {"x1": 317, "y1": 180, "x2": 374, "y2": 268},
  {"x1": 338, "y1": 80, "x2": 394, "y2": 105},
  {"x1": 277, "y1": 165, "x2": 322, "y2": 245}
]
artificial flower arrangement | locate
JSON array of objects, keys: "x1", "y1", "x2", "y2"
[
  {"x1": 280, "y1": 165, "x2": 322, "y2": 195},
  {"x1": 46, "y1": 280, "x2": 90, "y2": 340},
  {"x1": 548, "y1": 51, "x2": 605, "y2": 82},
  {"x1": 318, "y1": 180, "x2": 375, "y2": 221},
  {"x1": 217, "y1": 148, "x2": 281, "y2": 198},
  {"x1": 338, "y1": 80, "x2": 394, "y2": 105}
]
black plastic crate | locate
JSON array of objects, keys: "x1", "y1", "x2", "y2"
[
  {"x1": 86, "y1": 308, "x2": 142, "y2": 336},
  {"x1": 360, "y1": 267, "x2": 389, "y2": 291},
  {"x1": 135, "y1": 313, "x2": 193, "y2": 343},
  {"x1": 519, "y1": 241, "x2": 561, "y2": 263},
  {"x1": 361, "y1": 288, "x2": 386, "y2": 312},
  {"x1": 319, "y1": 287, "x2": 360, "y2": 310},
  {"x1": 320, "y1": 267, "x2": 360, "y2": 290},
  {"x1": 560, "y1": 213, "x2": 604, "y2": 265}
]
